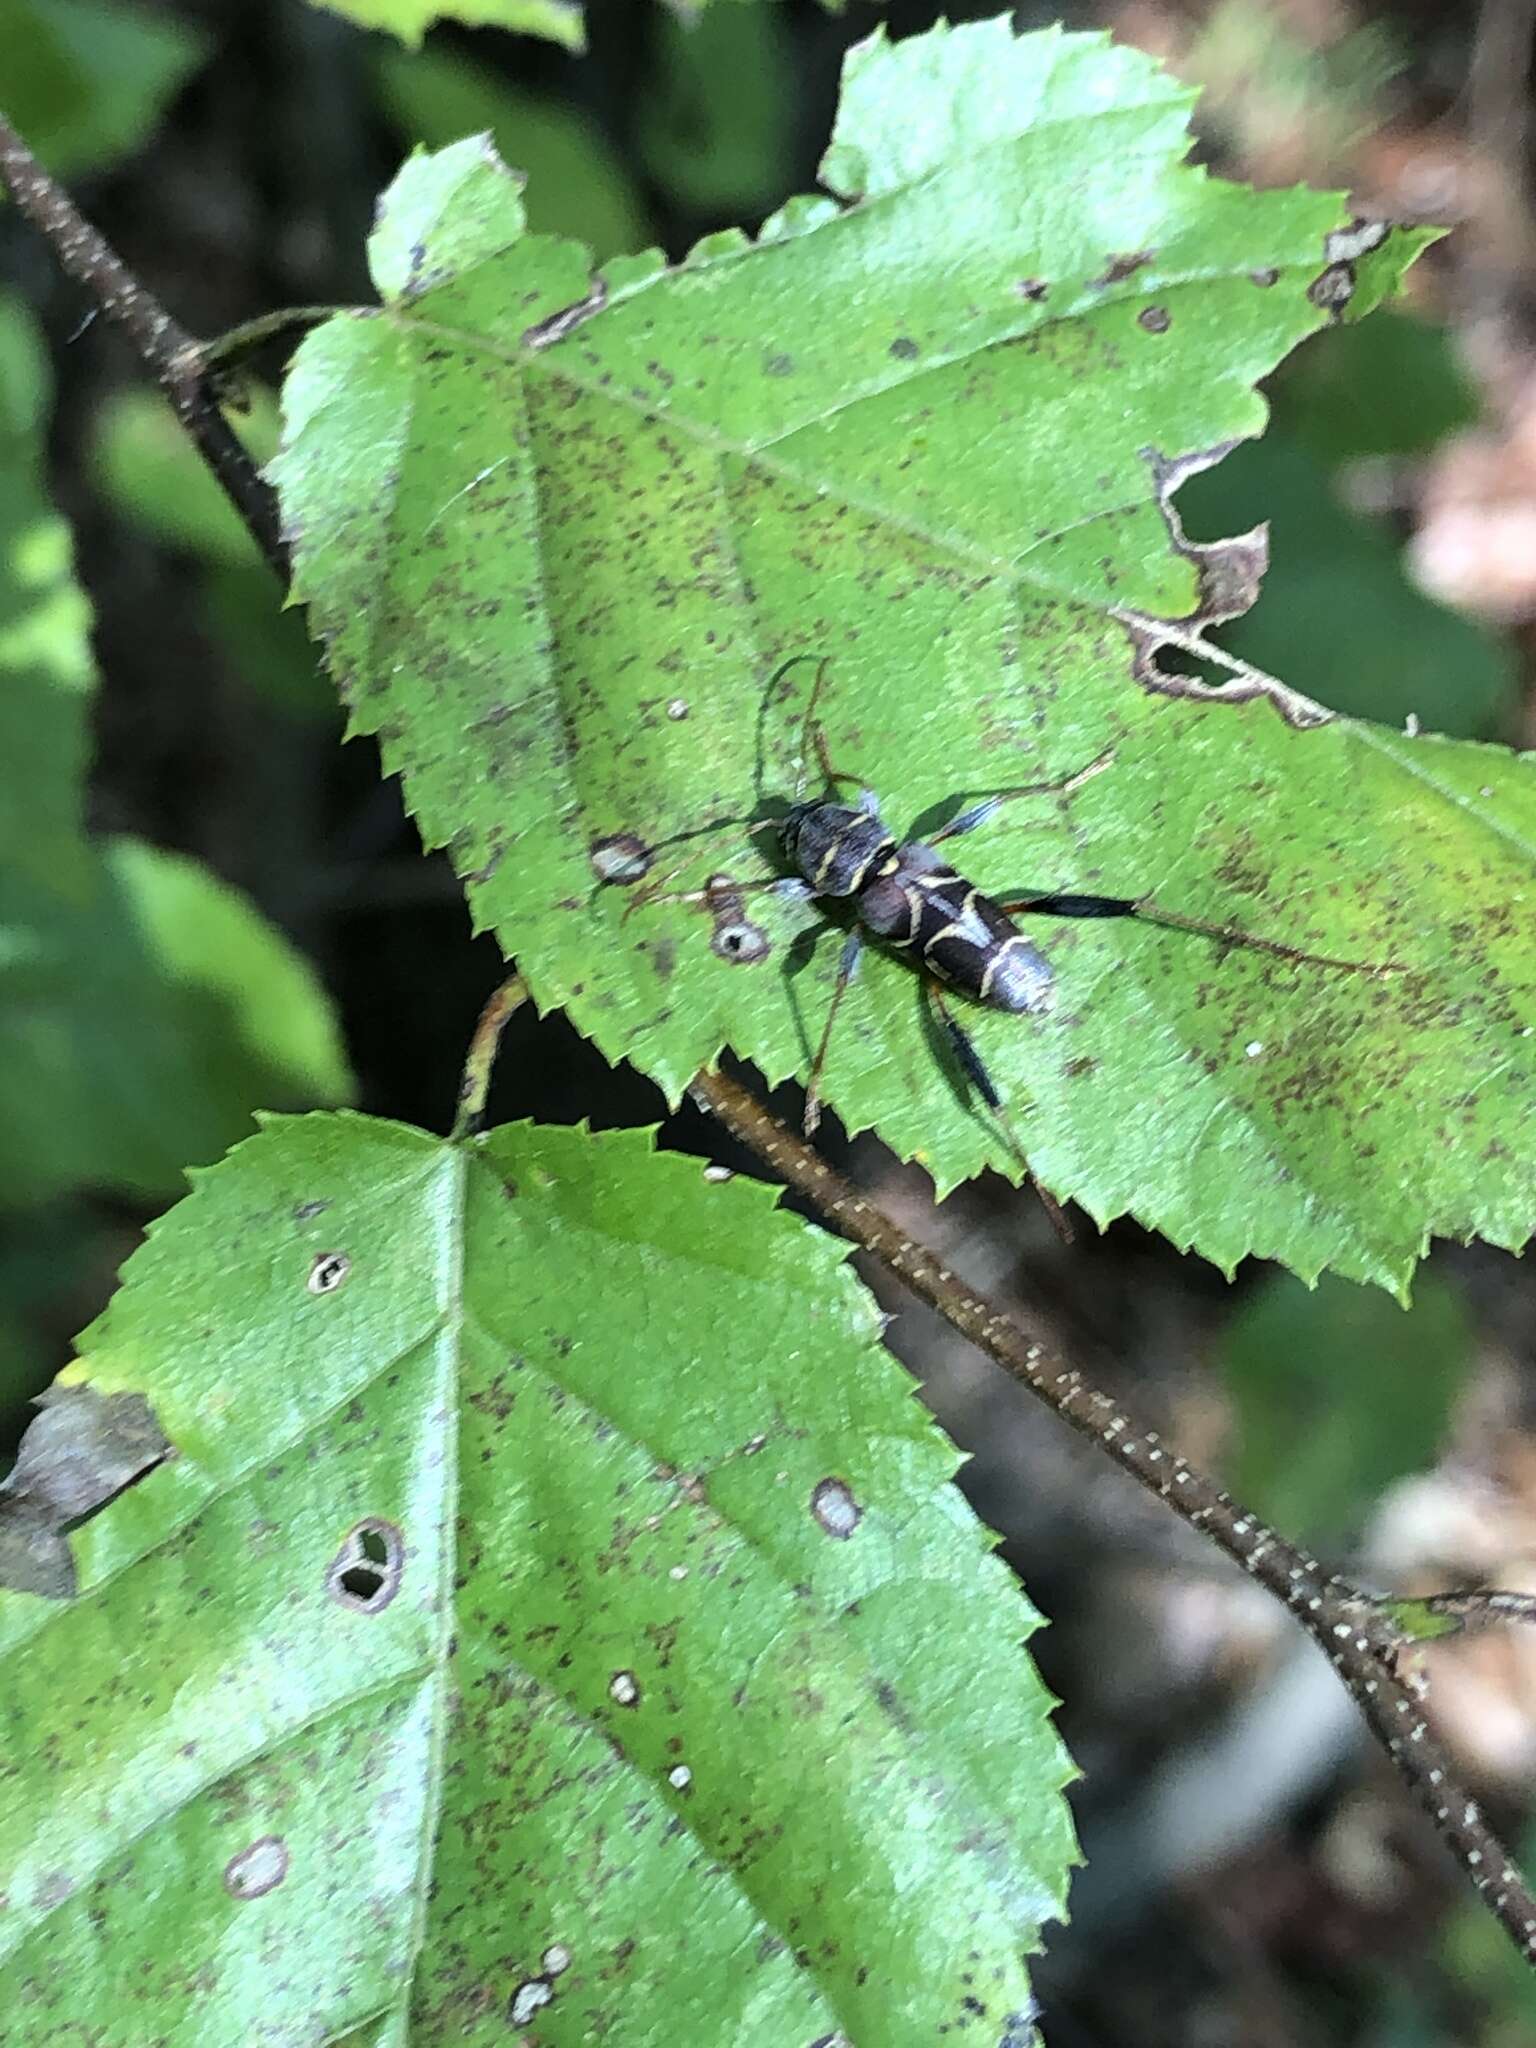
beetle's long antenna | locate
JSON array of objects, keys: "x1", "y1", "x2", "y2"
[
  {"x1": 797, "y1": 656, "x2": 838, "y2": 798},
  {"x1": 755, "y1": 650, "x2": 830, "y2": 804}
]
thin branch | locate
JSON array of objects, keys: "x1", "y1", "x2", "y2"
[
  {"x1": 0, "y1": 113, "x2": 287, "y2": 581},
  {"x1": 11, "y1": 108, "x2": 1534, "y2": 1972},
  {"x1": 691, "y1": 1065, "x2": 1536, "y2": 1966}
]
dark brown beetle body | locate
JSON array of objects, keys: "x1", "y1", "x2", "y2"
[{"x1": 778, "y1": 797, "x2": 1057, "y2": 1015}]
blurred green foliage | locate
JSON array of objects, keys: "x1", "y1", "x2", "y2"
[
  {"x1": 1220, "y1": 1269, "x2": 1473, "y2": 1543},
  {"x1": 636, "y1": 0, "x2": 795, "y2": 216},
  {"x1": 0, "y1": 296, "x2": 351, "y2": 1214},
  {"x1": 0, "y1": 0, "x2": 206, "y2": 180},
  {"x1": 90, "y1": 388, "x2": 335, "y2": 719}
]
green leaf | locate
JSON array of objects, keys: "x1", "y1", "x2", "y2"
[
  {"x1": 1, "y1": 0, "x2": 206, "y2": 182},
  {"x1": 105, "y1": 840, "x2": 353, "y2": 1105},
  {"x1": 1221, "y1": 1270, "x2": 1472, "y2": 1542},
  {"x1": 374, "y1": 47, "x2": 648, "y2": 264},
  {"x1": 270, "y1": 21, "x2": 1536, "y2": 1294},
  {"x1": 0, "y1": 1111, "x2": 1077, "y2": 2042},
  {"x1": 306, "y1": 0, "x2": 584, "y2": 52}
]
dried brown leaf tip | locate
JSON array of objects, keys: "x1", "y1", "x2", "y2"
[
  {"x1": 0, "y1": 1384, "x2": 171, "y2": 1599},
  {"x1": 1120, "y1": 445, "x2": 1331, "y2": 730}
]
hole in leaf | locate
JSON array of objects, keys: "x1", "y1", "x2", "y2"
[
  {"x1": 327, "y1": 1517, "x2": 404, "y2": 1612},
  {"x1": 307, "y1": 1250, "x2": 350, "y2": 1296},
  {"x1": 710, "y1": 918, "x2": 770, "y2": 964}
]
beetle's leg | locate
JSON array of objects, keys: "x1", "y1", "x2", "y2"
[
  {"x1": 623, "y1": 871, "x2": 812, "y2": 922},
  {"x1": 925, "y1": 748, "x2": 1114, "y2": 846},
  {"x1": 614, "y1": 818, "x2": 783, "y2": 920},
  {"x1": 803, "y1": 929, "x2": 863, "y2": 1136},
  {"x1": 998, "y1": 892, "x2": 1404, "y2": 975},
  {"x1": 806, "y1": 721, "x2": 883, "y2": 817},
  {"x1": 925, "y1": 982, "x2": 1073, "y2": 1243}
]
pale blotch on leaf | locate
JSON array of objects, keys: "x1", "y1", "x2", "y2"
[
  {"x1": 223, "y1": 1834, "x2": 289, "y2": 1900},
  {"x1": 510, "y1": 1979, "x2": 554, "y2": 2026},
  {"x1": 1324, "y1": 217, "x2": 1388, "y2": 264},
  {"x1": 609, "y1": 1669, "x2": 640, "y2": 1707},
  {"x1": 810, "y1": 1477, "x2": 862, "y2": 1540},
  {"x1": 541, "y1": 1944, "x2": 572, "y2": 1977},
  {"x1": 589, "y1": 833, "x2": 652, "y2": 886},
  {"x1": 668, "y1": 1763, "x2": 694, "y2": 1792},
  {"x1": 665, "y1": 698, "x2": 689, "y2": 721},
  {"x1": 306, "y1": 1249, "x2": 350, "y2": 1296}
]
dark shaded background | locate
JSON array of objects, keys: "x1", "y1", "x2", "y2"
[{"x1": 5, "y1": 1, "x2": 1536, "y2": 2040}]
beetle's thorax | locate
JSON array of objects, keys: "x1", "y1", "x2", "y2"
[{"x1": 780, "y1": 800, "x2": 897, "y2": 899}]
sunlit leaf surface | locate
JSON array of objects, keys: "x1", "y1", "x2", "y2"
[
  {"x1": 272, "y1": 21, "x2": 1536, "y2": 1290},
  {"x1": 0, "y1": 1113, "x2": 1076, "y2": 2043}
]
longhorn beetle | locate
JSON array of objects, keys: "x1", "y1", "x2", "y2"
[{"x1": 618, "y1": 655, "x2": 1401, "y2": 1227}]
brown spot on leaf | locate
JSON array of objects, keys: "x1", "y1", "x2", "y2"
[
  {"x1": 522, "y1": 276, "x2": 607, "y2": 350},
  {"x1": 1249, "y1": 266, "x2": 1280, "y2": 287},
  {"x1": 1013, "y1": 277, "x2": 1049, "y2": 302},
  {"x1": 710, "y1": 918, "x2": 770, "y2": 964},
  {"x1": 1138, "y1": 306, "x2": 1171, "y2": 334},
  {"x1": 1092, "y1": 250, "x2": 1154, "y2": 287},
  {"x1": 1307, "y1": 261, "x2": 1356, "y2": 317}
]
